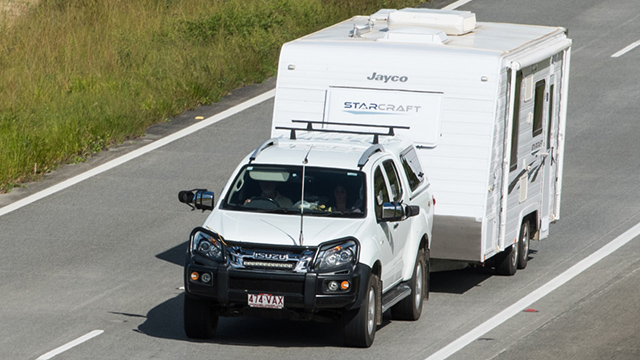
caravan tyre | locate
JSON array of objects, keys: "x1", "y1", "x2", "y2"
[
  {"x1": 496, "y1": 242, "x2": 518, "y2": 276},
  {"x1": 517, "y1": 221, "x2": 530, "y2": 269}
]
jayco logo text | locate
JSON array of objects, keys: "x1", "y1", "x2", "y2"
[{"x1": 367, "y1": 72, "x2": 408, "y2": 83}]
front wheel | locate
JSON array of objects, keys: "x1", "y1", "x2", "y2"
[
  {"x1": 184, "y1": 295, "x2": 218, "y2": 339},
  {"x1": 391, "y1": 248, "x2": 429, "y2": 321},
  {"x1": 342, "y1": 274, "x2": 380, "y2": 348}
]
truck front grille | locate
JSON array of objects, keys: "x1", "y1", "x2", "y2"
[{"x1": 225, "y1": 241, "x2": 317, "y2": 273}]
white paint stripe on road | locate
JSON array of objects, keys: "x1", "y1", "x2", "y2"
[
  {"x1": 442, "y1": 0, "x2": 474, "y2": 10},
  {"x1": 611, "y1": 40, "x2": 640, "y2": 57},
  {"x1": 36, "y1": 330, "x2": 104, "y2": 360},
  {"x1": 0, "y1": 90, "x2": 276, "y2": 218},
  {"x1": 425, "y1": 221, "x2": 640, "y2": 360}
]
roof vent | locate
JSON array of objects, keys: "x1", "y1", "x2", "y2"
[
  {"x1": 387, "y1": 8, "x2": 476, "y2": 35},
  {"x1": 368, "y1": 9, "x2": 397, "y2": 24}
]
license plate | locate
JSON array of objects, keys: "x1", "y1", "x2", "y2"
[{"x1": 248, "y1": 293, "x2": 284, "y2": 309}]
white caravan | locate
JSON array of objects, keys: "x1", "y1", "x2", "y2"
[{"x1": 271, "y1": 8, "x2": 572, "y2": 274}]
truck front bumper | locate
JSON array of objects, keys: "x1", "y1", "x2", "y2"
[{"x1": 185, "y1": 261, "x2": 369, "y2": 313}]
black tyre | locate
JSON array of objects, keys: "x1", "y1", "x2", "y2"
[
  {"x1": 495, "y1": 241, "x2": 518, "y2": 276},
  {"x1": 343, "y1": 274, "x2": 380, "y2": 348},
  {"x1": 184, "y1": 295, "x2": 218, "y2": 339},
  {"x1": 517, "y1": 221, "x2": 530, "y2": 270},
  {"x1": 391, "y1": 248, "x2": 428, "y2": 321}
]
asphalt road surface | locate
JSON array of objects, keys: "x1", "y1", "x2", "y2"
[{"x1": 2, "y1": 0, "x2": 640, "y2": 359}]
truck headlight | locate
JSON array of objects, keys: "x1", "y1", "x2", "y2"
[
  {"x1": 315, "y1": 239, "x2": 359, "y2": 273},
  {"x1": 190, "y1": 228, "x2": 224, "y2": 261}
]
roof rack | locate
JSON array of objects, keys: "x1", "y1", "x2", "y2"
[{"x1": 275, "y1": 120, "x2": 410, "y2": 144}]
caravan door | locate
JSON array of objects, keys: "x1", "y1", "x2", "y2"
[
  {"x1": 540, "y1": 53, "x2": 565, "y2": 239},
  {"x1": 505, "y1": 60, "x2": 550, "y2": 246}
]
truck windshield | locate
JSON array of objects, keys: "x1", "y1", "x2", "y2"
[{"x1": 221, "y1": 165, "x2": 366, "y2": 217}]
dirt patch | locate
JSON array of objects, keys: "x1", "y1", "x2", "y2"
[{"x1": 1, "y1": 0, "x2": 39, "y2": 26}]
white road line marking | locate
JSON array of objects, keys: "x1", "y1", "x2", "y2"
[
  {"x1": 0, "y1": 90, "x2": 276, "y2": 218},
  {"x1": 425, "y1": 221, "x2": 640, "y2": 360},
  {"x1": 442, "y1": 0, "x2": 474, "y2": 10},
  {"x1": 612, "y1": 40, "x2": 640, "y2": 57},
  {"x1": 36, "y1": 330, "x2": 104, "y2": 360}
]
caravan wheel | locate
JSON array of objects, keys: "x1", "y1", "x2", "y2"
[
  {"x1": 496, "y1": 242, "x2": 518, "y2": 276},
  {"x1": 517, "y1": 221, "x2": 530, "y2": 269}
]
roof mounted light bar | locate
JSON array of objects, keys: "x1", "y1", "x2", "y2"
[{"x1": 275, "y1": 120, "x2": 410, "y2": 144}]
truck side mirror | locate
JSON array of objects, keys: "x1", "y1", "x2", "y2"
[
  {"x1": 380, "y1": 202, "x2": 403, "y2": 222},
  {"x1": 179, "y1": 189, "x2": 215, "y2": 211},
  {"x1": 380, "y1": 202, "x2": 420, "y2": 222}
]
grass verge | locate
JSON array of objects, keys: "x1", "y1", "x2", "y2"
[{"x1": 0, "y1": 0, "x2": 424, "y2": 192}]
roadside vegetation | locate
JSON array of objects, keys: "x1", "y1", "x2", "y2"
[{"x1": 0, "y1": 0, "x2": 423, "y2": 192}]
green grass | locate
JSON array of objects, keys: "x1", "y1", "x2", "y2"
[{"x1": 0, "y1": 0, "x2": 424, "y2": 192}]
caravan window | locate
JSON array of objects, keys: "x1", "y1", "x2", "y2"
[
  {"x1": 510, "y1": 71, "x2": 523, "y2": 172},
  {"x1": 532, "y1": 80, "x2": 546, "y2": 137},
  {"x1": 547, "y1": 84, "x2": 555, "y2": 149}
]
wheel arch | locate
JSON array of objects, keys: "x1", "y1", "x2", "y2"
[{"x1": 520, "y1": 211, "x2": 538, "y2": 240}]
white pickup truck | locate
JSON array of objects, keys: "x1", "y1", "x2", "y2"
[{"x1": 179, "y1": 122, "x2": 434, "y2": 347}]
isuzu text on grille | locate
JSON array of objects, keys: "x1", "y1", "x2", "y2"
[{"x1": 253, "y1": 252, "x2": 288, "y2": 261}]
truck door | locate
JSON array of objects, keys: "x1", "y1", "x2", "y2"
[
  {"x1": 372, "y1": 160, "x2": 407, "y2": 289},
  {"x1": 381, "y1": 159, "x2": 410, "y2": 281}
]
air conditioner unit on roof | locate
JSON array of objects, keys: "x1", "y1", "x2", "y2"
[{"x1": 387, "y1": 8, "x2": 476, "y2": 35}]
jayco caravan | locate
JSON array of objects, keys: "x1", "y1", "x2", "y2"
[{"x1": 271, "y1": 8, "x2": 571, "y2": 275}]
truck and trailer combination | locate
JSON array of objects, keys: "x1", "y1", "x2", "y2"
[{"x1": 178, "y1": 8, "x2": 572, "y2": 347}]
